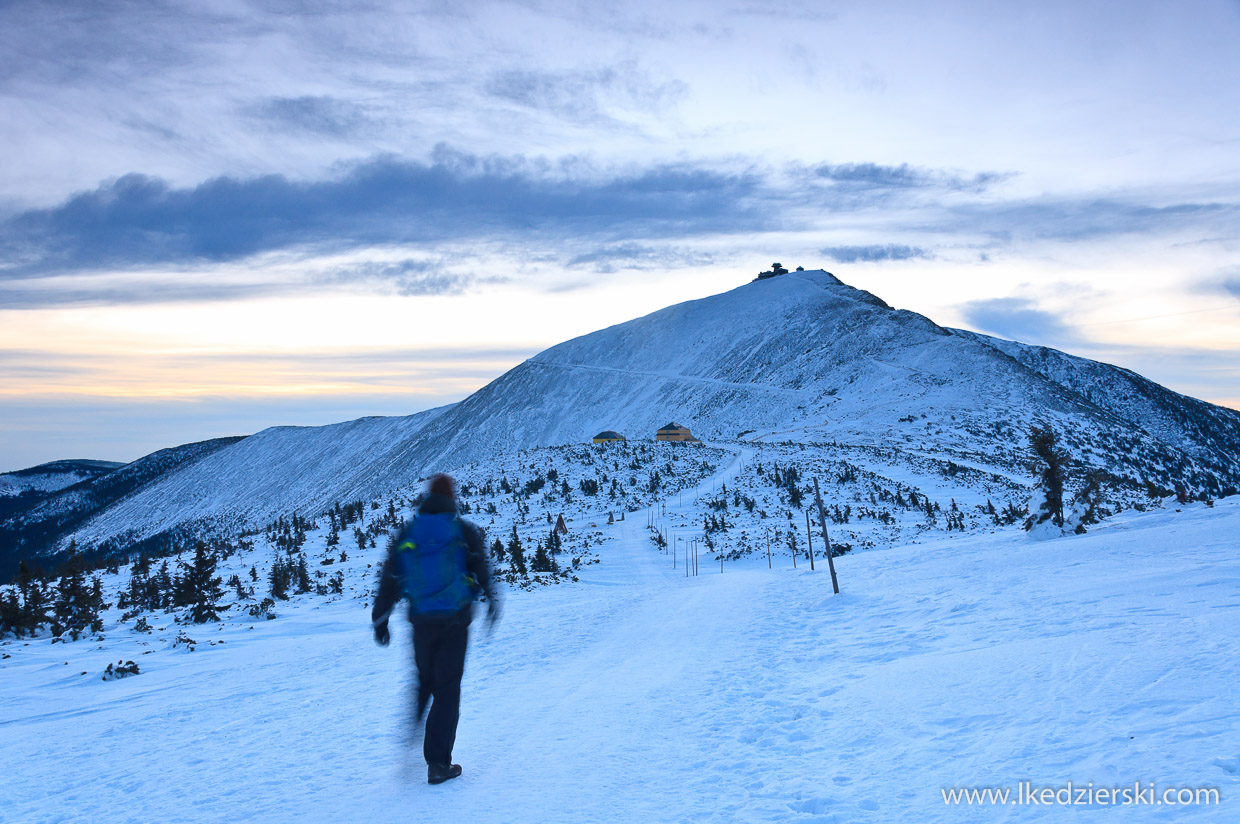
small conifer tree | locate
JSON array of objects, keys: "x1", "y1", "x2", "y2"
[
  {"x1": 185, "y1": 542, "x2": 224, "y2": 623},
  {"x1": 0, "y1": 588, "x2": 22, "y2": 638},
  {"x1": 1026, "y1": 425, "x2": 1068, "y2": 529},
  {"x1": 15, "y1": 561, "x2": 49, "y2": 635},
  {"x1": 295, "y1": 554, "x2": 313, "y2": 594},
  {"x1": 51, "y1": 549, "x2": 95, "y2": 641},
  {"x1": 270, "y1": 558, "x2": 290, "y2": 600},
  {"x1": 507, "y1": 526, "x2": 528, "y2": 576},
  {"x1": 531, "y1": 540, "x2": 552, "y2": 573}
]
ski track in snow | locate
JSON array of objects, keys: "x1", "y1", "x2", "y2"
[{"x1": 3, "y1": 456, "x2": 1239, "y2": 823}]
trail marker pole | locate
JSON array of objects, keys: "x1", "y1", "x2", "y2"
[
  {"x1": 812, "y1": 478, "x2": 840, "y2": 594},
  {"x1": 805, "y1": 510, "x2": 815, "y2": 571},
  {"x1": 766, "y1": 531, "x2": 771, "y2": 568}
]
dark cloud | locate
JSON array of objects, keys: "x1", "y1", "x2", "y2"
[
  {"x1": 959, "y1": 297, "x2": 1081, "y2": 347},
  {"x1": 0, "y1": 2, "x2": 218, "y2": 88},
  {"x1": 323, "y1": 258, "x2": 507, "y2": 297},
  {"x1": 4, "y1": 142, "x2": 1235, "y2": 310},
  {"x1": 247, "y1": 95, "x2": 370, "y2": 137},
  {"x1": 929, "y1": 198, "x2": 1239, "y2": 244},
  {"x1": 566, "y1": 242, "x2": 715, "y2": 273},
  {"x1": 0, "y1": 278, "x2": 292, "y2": 309},
  {"x1": 0, "y1": 147, "x2": 769, "y2": 281},
  {"x1": 819, "y1": 244, "x2": 929, "y2": 263},
  {"x1": 0, "y1": 257, "x2": 501, "y2": 308},
  {"x1": 814, "y1": 162, "x2": 1006, "y2": 193}
]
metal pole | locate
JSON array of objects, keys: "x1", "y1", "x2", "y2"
[
  {"x1": 812, "y1": 478, "x2": 840, "y2": 594},
  {"x1": 805, "y1": 510, "x2": 815, "y2": 571}
]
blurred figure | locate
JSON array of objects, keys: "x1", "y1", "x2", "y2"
[{"x1": 372, "y1": 473, "x2": 500, "y2": 785}]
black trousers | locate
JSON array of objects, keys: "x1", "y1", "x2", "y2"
[{"x1": 412, "y1": 618, "x2": 469, "y2": 765}]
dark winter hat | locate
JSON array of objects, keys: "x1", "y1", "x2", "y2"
[{"x1": 428, "y1": 473, "x2": 456, "y2": 499}]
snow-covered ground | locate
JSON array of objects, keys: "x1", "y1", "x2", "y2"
[{"x1": 3, "y1": 454, "x2": 1238, "y2": 823}]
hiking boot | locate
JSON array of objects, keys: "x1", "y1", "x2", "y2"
[{"x1": 427, "y1": 763, "x2": 462, "y2": 785}]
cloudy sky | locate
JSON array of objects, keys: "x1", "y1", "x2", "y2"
[{"x1": 2, "y1": 0, "x2": 1238, "y2": 470}]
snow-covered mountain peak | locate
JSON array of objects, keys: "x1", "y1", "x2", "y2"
[{"x1": 4, "y1": 269, "x2": 1238, "y2": 563}]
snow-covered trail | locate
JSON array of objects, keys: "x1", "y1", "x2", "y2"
[{"x1": 4, "y1": 494, "x2": 1240, "y2": 823}]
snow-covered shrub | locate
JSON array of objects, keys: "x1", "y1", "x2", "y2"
[
  {"x1": 247, "y1": 598, "x2": 277, "y2": 620},
  {"x1": 102, "y1": 660, "x2": 140, "y2": 681}
]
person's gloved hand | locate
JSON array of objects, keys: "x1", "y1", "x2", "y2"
[
  {"x1": 373, "y1": 620, "x2": 390, "y2": 647},
  {"x1": 486, "y1": 597, "x2": 501, "y2": 629}
]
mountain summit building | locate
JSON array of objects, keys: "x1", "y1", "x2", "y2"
[{"x1": 656, "y1": 422, "x2": 697, "y2": 442}]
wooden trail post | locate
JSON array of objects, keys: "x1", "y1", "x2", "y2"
[
  {"x1": 805, "y1": 510, "x2": 815, "y2": 571},
  {"x1": 812, "y1": 477, "x2": 841, "y2": 595}
]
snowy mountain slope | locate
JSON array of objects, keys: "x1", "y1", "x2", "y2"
[
  {"x1": 0, "y1": 460, "x2": 125, "y2": 554},
  {"x1": 0, "y1": 459, "x2": 124, "y2": 497},
  {"x1": 0, "y1": 438, "x2": 243, "y2": 577},
  {"x1": 953, "y1": 328, "x2": 1240, "y2": 467},
  {"x1": 392, "y1": 272, "x2": 1237, "y2": 478},
  {"x1": 47, "y1": 406, "x2": 453, "y2": 557},
  {"x1": 21, "y1": 269, "x2": 1240, "y2": 561}
]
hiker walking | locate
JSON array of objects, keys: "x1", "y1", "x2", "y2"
[{"x1": 372, "y1": 473, "x2": 500, "y2": 784}]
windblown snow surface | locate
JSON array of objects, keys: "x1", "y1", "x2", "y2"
[{"x1": 3, "y1": 453, "x2": 1238, "y2": 823}]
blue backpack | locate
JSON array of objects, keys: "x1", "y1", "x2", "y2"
[{"x1": 395, "y1": 513, "x2": 480, "y2": 617}]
